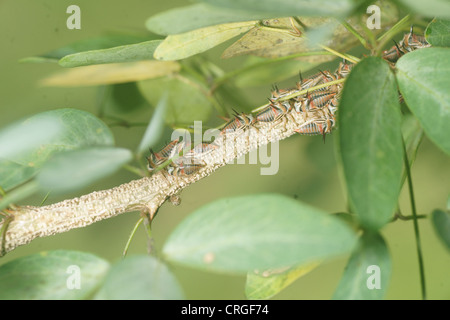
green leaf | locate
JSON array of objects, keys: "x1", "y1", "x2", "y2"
[
  {"x1": 93, "y1": 255, "x2": 184, "y2": 300},
  {"x1": 397, "y1": 0, "x2": 450, "y2": 19},
  {"x1": 137, "y1": 93, "x2": 168, "y2": 154},
  {"x1": 0, "y1": 159, "x2": 36, "y2": 191},
  {"x1": 153, "y1": 21, "x2": 256, "y2": 61},
  {"x1": 333, "y1": 232, "x2": 391, "y2": 300},
  {"x1": 396, "y1": 48, "x2": 450, "y2": 155},
  {"x1": 37, "y1": 147, "x2": 132, "y2": 194},
  {"x1": 163, "y1": 194, "x2": 357, "y2": 274},
  {"x1": 221, "y1": 17, "x2": 364, "y2": 60},
  {"x1": 426, "y1": 19, "x2": 450, "y2": 47},
  {"x1": 431, "y1": 209, "x2": 450, "y2": 250},
  {"x1": 41, "y1": 61, "x2": 180, "y2": 87},
  {"x1": 0, "y1": 250, "x2": 110, "y2": 300},
  {"x1": 0, "y1": 108, "x2": 114, "y2": 191},
  {"x1": 146, "y1": 3, "x2": 272, "y2": 36},
  {"x1": 245, "y1": 261, "x2": 320, "y2": 300},
  {"x1": 0, "y1": 113, "x2": 63, "y2": 160},
  {"x1": 138, "y1": 75, "x2": 212, "y2": 126},
  {"x1": 20, "y1": 34, "x2": 154, "y2": 63},
  {"x1": 199, "y1": 0, "x2": 355, "y2": 18},
  {"x1": 338, "y1": 57, "x2": 403, "y2": 230},
  {"x1": 59, "y1": 40, "x2": 163, "y2": 67}
]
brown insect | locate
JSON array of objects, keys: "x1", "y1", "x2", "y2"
[{"x1": 147, "y1": 138, "x2": 184, "y2": 171}]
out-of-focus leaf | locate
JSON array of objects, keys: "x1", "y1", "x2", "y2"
[
  {"x1": 425, "y1": 19, "x2": 450, "y2": 47},
  {"x1": 398, "y1": 0, "x2": 450, "y2": 19},
  {"x1": 137, "y1": 92, "x2": 168, "y2": 154},
  {"x1": 0, "y1": 250, "x2": 110, "y2": 300},
  {"x1": 146, "y1": 3, "x2": 272, "y2": 35},
  {"x1": 199, "y1": 0, "x2": 355, "y2": 18},
  {"x1": 94, "y1": 255, "x2": 184, "y2": 300},
  {"x1": 20, "y1": 34, "x2": 154, "y2": 63},
  {"x1": 0, "y1": 114, "x2": 62, "y2": 160},
  {"x1": 138, "y1": 75, "x2": 212, "y2": 126},
  {"x1": 245, "y1": 261, "x2": 321, "y2": 300},
  {"x1": 0, "y1": 109, "x2": 114, "y2": 191},
  {"x1": 59, "y1": 40, "x2": 163, "y2": 67},
  {"x1": 153, "y1": 21, "x2": 256, "y2": 61},
  {"x1": 333, "y1": 232, "x2": 391, "y2": 300},
  {"x1": 163, "y1": 194, "x2": 357, "y2": 273},
  {"x1": 431, "y1": 209, "x2": 450, "y2": 250},
  {"x1": 0, "y1": 159, "x2": 36, "y2": 191},
  {"x1": 37, "y1": 147, "x2": 132, "y2": 194},
  {"x1": 41, "y1": 61, "x2": 180, "y2": 87},
  {"x1": 338, "y1": 57, "x2": 403, "y2": 230},
  {"x1": 396, "y1": 48, "x2": 450, "y2": 155}
]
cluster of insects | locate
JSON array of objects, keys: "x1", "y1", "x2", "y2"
[
  {"x1": 382, "y1": 26, "x2": 431, "y2": 63},
  {"x1": 147, "y1": 28, "x2": 430, "y2": 178}
]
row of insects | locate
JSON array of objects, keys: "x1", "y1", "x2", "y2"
[{"x1": 147, "y1": 28, "x2": 430, "y2": 177}]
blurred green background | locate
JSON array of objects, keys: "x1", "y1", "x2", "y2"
[{"x1": 0, "y1": 0, "x2": 449, "y2": 299}]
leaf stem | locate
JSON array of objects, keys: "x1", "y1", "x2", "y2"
[
  {"x1": 402, "y1": 139, "x2": 426, "y2": 300},
  {"x1": 123, "y1": 164, "x2": 147, "y2": 177},
  {"x1": 318, "y1": 44, "x2": 360, "y2": 64},
  {"x1": 122, "y1": 216, "x2": 144, "y2": 257},
  {"x1": 340, "y1": 20, "x2": 368, "y2": 49},
  {"x1": 391, "y1": 212, "x2": 427, "y2": 221}
]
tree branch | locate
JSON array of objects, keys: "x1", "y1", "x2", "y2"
[{"x1": 0, "y1": 109, "x2": 314, "y2": 255}]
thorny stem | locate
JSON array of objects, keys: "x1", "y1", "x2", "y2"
[{"x1": 402, "y1": 139, "x2": 427, "y2": 300}]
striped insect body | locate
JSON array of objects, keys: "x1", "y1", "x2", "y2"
[
  {"x1": 219, "y1": 112, "x2": 254, "y2": 135},
  {"x1": 184, "y1": 142, "x2": 219, "y2": 159},
  {"x1": 147, "y1": 138, "x2": 184, "y2": 172},
  {"x1": 169, "y1": 156, "x2": 206, "y2": 176},
  {"x1": 383, "y1": 26, "x2": 430, "y2": 63}
]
